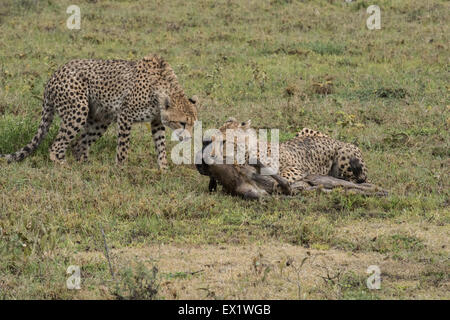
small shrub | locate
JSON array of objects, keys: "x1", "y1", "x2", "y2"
[{"x1": 112, "y1": 262, "x2": 160, "y2": 300}]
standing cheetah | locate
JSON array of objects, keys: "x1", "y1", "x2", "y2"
[{"x1": 0, "y1": 54, "x2": 198, "y2": 168}]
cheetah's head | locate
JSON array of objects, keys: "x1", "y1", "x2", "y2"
[
  {"x1": 208, "y1": 117, "x2": 253, "y2": 159},
  {"x1": 159, "y1": 93, "x2": 199, "y2": 141},
  {"x1": 218, "y1": 117, "x2": 252, "y2": 134}
]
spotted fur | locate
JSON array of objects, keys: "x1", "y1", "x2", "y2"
[
  {"x1": 295, "y1": 127, "x2": 329, "y2": 138},
  {"x1": 0, "y1": 54, "x2": 198, "y2": 168},
  {"x1": 214, "y1": 119, "x2": 368, "y2": 184}
]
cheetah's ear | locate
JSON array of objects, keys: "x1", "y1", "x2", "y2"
[
  {"x1": 241, "y1": 119, "x2": 251, "y2": 130},
  {"x1": 163, "y1": 96, "x2": 170, "y2": 110},
  {"x1": 158, "y1": 92, "x2": 171, "y2": 110},
  {"x1": 189, "y1": 95, "x2": 198, "y2": 104}
]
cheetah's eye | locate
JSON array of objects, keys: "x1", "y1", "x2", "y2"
[{"x1": 180, "y1": 122, "x2": 186, "y2": 128}]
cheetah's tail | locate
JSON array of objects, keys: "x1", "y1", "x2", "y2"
[{"x1": 0, "y1": 98, "x2": 55, "y2": 162}]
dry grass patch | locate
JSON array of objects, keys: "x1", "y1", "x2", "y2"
[{"x1": 70, "y1": 241, "x2": 449, "y2": 300}]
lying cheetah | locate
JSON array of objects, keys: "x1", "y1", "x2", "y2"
[
  {"x1": 215, "y1": 118, "x2": 367, "y2": 182},
  {"x1": 197, "y1": 118, "x2": 372, "y2": 197},
  {"x1": 282, "y1": 127, "x2": 368, "y2": 184},
  {"x1": 0, "y1": 54, "x2": 198, "y2": 168}
]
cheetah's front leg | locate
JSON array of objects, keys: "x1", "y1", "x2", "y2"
[
  {"x1": 151, "y1": 119, "x2": 168, "y2": 170},
  {"x1": 116, "y1": 112, "x2": 132, "y2": 165}
]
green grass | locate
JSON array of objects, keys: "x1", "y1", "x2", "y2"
[{"x1": 0, "y1": 0, "x2": 449, "y2": 299}]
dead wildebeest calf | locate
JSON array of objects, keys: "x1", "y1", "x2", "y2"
[{"x1": 195, "y1": 139, "x2": 291, "y2": 199}]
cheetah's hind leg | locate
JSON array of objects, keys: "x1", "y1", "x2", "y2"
[
  {"x1": 72, "y1": 117, "x2": 112, "y2": 162},
  {"x1": 49, "y1": 111, "x2": 88, "y2": 164}
]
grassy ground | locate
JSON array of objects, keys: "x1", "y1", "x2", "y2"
[{"x1": 0, "y1": 0, "x2": 448, "y2": 299}]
